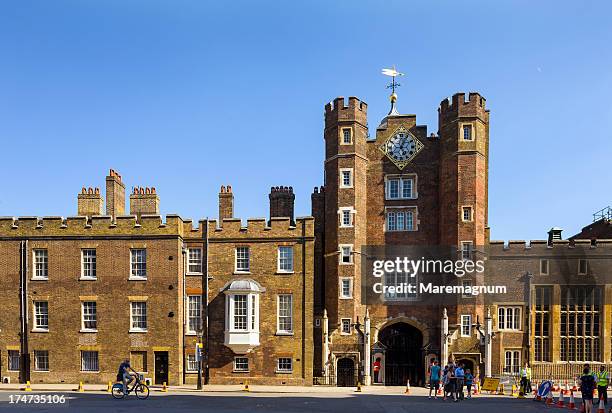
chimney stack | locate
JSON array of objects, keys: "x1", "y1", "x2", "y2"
[
  {"x1": 105, "y1": 169, "x2": 126, "y2": 217},
  {"x1": 77, "y1": 187, "x2": 103, "y2": 216},
  {"x1": 269, "y1": 186, "x2": 295, "y2": 224},
  {"x1": 548, "y1": 227, "x2": 563, "y2": 245},
  {"x1": 130, "y1": 186, "x2": 160, "y2": 220},
  {"x1": 219, "y1": 185, "x2": 234, "y2": 223}
]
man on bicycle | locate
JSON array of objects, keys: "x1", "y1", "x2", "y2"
[{"x1": 117, "y1": 359, "x2": 137, "y2": 394}]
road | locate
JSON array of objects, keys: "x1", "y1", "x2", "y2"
[{"x1": 0, "y1": 390, "x2": 563, "y2": 413}]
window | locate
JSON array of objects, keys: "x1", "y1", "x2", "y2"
[
  {"x1": 278, "y1": 246, "x2": 294, "y2": 272},
  {"x1": 277, "y1": 357, "x2": 292, "y2": 373},
  {"x1": 81, "y1": 351, "x2": 99, "y2": 372},
  {"x1": 187, "y1": 295, "x2": 202, "y2": 334},
  {"x1": 130, "y1": 249, "x2": 147, "y2": 279},
  {"x1": 33, "y1": 301, "x2": 49, "y2": 331},
  {"x1": 462, "y1": 206, "x2": 473, "y2": 222},
  {"x1": 130, "y1": 301, "x2": 147, "y2": 332},
  {"x1": 461, "y1": 315, "x2": 472, "y2": 337},
  {"x1": 579, "y1": 259, "x2": 588, "y2": 275},
  {"x1": 386, "y1": 209, "x2": 415, "y2": 232},
  {"x1": 560, "y1": 286, "x2": 600, "y2": 362},
  {"x1": 315, "y1": 318, "x2": 321, "y2": 327},
  {"x1": 34, "y1": 350, "x2": 49, "y2": 371},
  {"x1": 340, "y1": 245, "x2": 353, "y2": 264},
  {"x1": 277, "y1": 294, "x2": 293, "y2": 334},
  {"x1": 8, "y1": 350, "x2": 19, "y2": 371},
  {"x1": 463, "y1": 124, "x2": 473, "y2": 141},
  {"x1": 534, "y1": 286, "x2": 551, "y2": 362},
  {"x1": 341, "y1": 318, "x2": 351, "y2": 334},
  {"x1": 342, "y1": 128, "x2": 352, "y2": 144},
  {"x1": 81, "y1": 301, "x2": 97, "y2": 331},
  {"x1": 340, "y1": 278, "x2": 353, "y2": 299},
  {"x1": 540, "y1": 259, "x2": 549, "y2": 275},
  {"x1": 81, "y1": 249, "x2": 96, "y2": 279},
  {"x1": 339, "y1": 207, "x2": 354, "y2": 227},
  {"x1": 234, "y1": 357, "x2": 249, "y2": 372},
  {"x1": 383, "y1": 270, "x2": 417, "y2": 300},
  {"x1": 504, "y1": 350, "x2": 520, "y2": 374},
  {"x1": 461, "y1": 280, "x2": 473, "y2": 298},
  {"x1": 130, "y1": 351, "x2": 147, "y2": 372},
  {"x1": 386, "y1": 177, "x2": 415, "y2": 199},
  {"x1": 186, "y1": 354, "x2": 198, "y2": 372},
  {"x1": 233, "y1": 295, "x2": 248, "y2": 330},
  {"x1": 340, "y1": 169, "x2": 353, "y2": 188},
  {"x1": 188, "y1": 248, "x2": 203, "y2": 274},
  {"x1": 235, "y1": 247, "x2": 250, "y2": 272},
  {"x1": 33, "y1": 249, "x2": 48, "y2": 279},
  {"x1": 498, "y1": 306, "x2": 521, "y2": 330},
  {"x1": 461, "y1": 241, "x2": 473, "y2": 261}
]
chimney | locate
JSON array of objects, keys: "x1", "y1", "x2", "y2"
[
  {"x1": 219, "y1": 185, "x2": 234, "y2": 222},
  {"x1": 269, "y1": 186, "x2": 295, "y2": 224},
  {"x1": 130, "y1": 186, "x2": 160, "y2": 220},
  {"x1": 105, "y1": 169, "x2": 126, "y2": 217},
  {"x1": 548, "y1": 227, "x2": 563, "y2": 245},
  {"x1": 77, "y1": 187, "x2": 103, "y2": 216}
]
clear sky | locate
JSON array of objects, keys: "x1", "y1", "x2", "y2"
[{"x1": 1, "y1": 0, "x2": 611, "y2": 241}]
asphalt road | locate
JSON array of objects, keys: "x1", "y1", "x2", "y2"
[{"x1": 0, "y1": 391, "x2": 562, "y2": 413}]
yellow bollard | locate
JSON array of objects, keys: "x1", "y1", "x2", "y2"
[
  {"x1": 77, "y1": 381, "x2": 84, "y2": 392},
  {"x1": 243, "y1": 380, "x2": 250, "y2": 392},
  {"x1": 106, "y1": 381, "x2": 112, "y2": 393},
  {"x1": 498, "y1": 383, "x2": 505, "y2": 395},
  {"x1": 161, "y1": 381, "x2": 168, "y2": 392},
  {"x1": 356, "y1": 382, "x2": 362, "y2": 393},
  {"x1": 24, "y1": 381, "x2": 32, "y2": 392}
]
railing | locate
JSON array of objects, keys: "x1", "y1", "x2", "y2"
[
  {"x1": 532, "y1": 363, "x2": 612, "y2": 382},
  {"x1": 593, "y1": 206, "x2": 612, "y2": 222}
]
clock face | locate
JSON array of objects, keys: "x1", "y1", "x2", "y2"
[{"x1": 379, "y1": 126, "x2": 424, "y2": 170}]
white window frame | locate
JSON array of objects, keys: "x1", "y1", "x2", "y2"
[
  {"x1": 460, "y1": 314, "x2": 472, "y2": 337},
  {"x1": 385, "y1": 207, "x2": 416, "y2": 232},
  {"x1": 130, "y1": 301, "x2": 147, "y2": 332},
  {"x1": 578, "y1": 259, "x2": 588, "y2": 275},
  {"x1": 235, "y1": 246, "x2": 250, "y2": 273},
  {"x1": 385, "y1": 176, "x2": 417, "y2": 200},
  {"x1": 32, "y1": 249, "x2": 48, "y2": 280},
  {"x1": 277, "y1": 246, "x2": 294, "y2": 273},
  {"x1": 461, "y1": 206, "x2": 473, "y2": 222},
  {"x1": 461, "y1": 279, "x2": 473, "y2": 298},
  {"x1": 341, "y1": 318, "x2": 352, "y2": 335},
  {"x1": 186, "y1": 354, "x2": 198, "y2": 372},
  {"x1": 187, "y1": 295, "x2": 202, "y2": 334},
  {"x1": 339, "y1": 277, "x2": 353, "y2": 299},
  {"x1": 33, "y1": 301, "x2": 49, "y2": 331},
  {"x1": 339, "y1": 244, "x2": 353, "y2": 265},
  {"x1": 187, "y1": 248, "x2": 203, "y2": 275},
  {"x1": 340, "y1": 128, "x2": 352, "y2": 145},
  {"x1": 461, "y1": 241, "x2": 474, "y2": 261},
  {"x1": 540, "y1": 259, "x2": 549, "y2": 275},
  {"x1": 81, "y1": 301, "x2": 97, "y2": 332},
  {"x1": 226, "y1": 293, "x2": 259, "y2": 333},
  {"x1": 339, "y1": 168, "x2": 353, "y2": 188},
  {"x1": 234, "y1": 357, "x2": 249, "y2": 372},
  {"x1": 504, "y1": 350, "x2": 521, "y2": 374},
  {"x1": 81, "y1": 249, "x2": 97, "y2": 280},
  {"x1": 34, "y1": 350, "x2": 49, "y2": 372},
  {"x1": 8, "y1": 350, "x2": 19, "y2": 371},
  {"x1": 338, "y1": 207, "x2": 355, "y2": 228},
  {"x1": 277, "y1": 294, "x2": 293, "y2": 335},
  {"x1": 462, "y1": 124, "x2": 474, "y2": 141},
  {"x1": 276, "y1": 357, "x2": 293, "y2": 373},
  {"x1": 81, "y1": 351, "x2": 99, "y2": 372},
  {"x1": 498, "y1": 306, "x2": 522, "y2": 331},
  {"x1": 130, "y1": 249, "x2": 147, "y2": 280}
]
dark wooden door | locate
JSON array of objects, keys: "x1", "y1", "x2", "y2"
[
  {"x1": 154, "y1": 352, "x2": 169, "y2": 385},
  {"x1": 337, "y1": 358, "x2": 356, "y2": 387}
]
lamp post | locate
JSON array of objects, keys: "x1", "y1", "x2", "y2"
[{"x1": 196, "y1": 325, "x2": 203, "y2": 390}]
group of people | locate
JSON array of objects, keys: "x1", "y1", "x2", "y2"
[
  {"x1": 578, "y1": 364, "x2": 609, "y2": 413},
  {"x1": 428, "y1": 359, "x2": 474, "y2": 401}
]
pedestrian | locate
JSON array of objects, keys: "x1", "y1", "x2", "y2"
[
  {"x1": 581, "y1": 366, "x2": 596, "y2": 413},
  {"x1": 429, "y1": 360, "x2": 441, "y2": 399},
  {"x1": 455, "y1": 363, "x2": 465, "y2": 401},
  {"x1": 596, "y1": 365, "x2": 608, "y2": 405},
  {"x1": 447, "y1": 365, "x2": 457, "y2": 401},
  {"x1": 464, "y1": 369, "x2": 473, "y2": 399},
  {"x1": 442, "y1": 365, "x2": 449, "y2": 401},
  {"x1": 520, "y1": 362, "x2": 531, "y2": 396}
]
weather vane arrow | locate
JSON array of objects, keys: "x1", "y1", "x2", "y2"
[{"x1": 382, "y1": 66, "x2": 404, "y2": 116}]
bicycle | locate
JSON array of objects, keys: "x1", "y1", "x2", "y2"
[{"x1": 111, "y1": 374, "x2": 150, "y2": 400}]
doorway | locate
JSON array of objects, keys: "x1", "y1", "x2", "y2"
[
  {"x1": 379, "y1": 322, "x2": 424, "y2": 386},
  {"x1": 336, "y1": 357, "x2": 356, "y2": 387},
  {"x1": 154, "y1": 352, "x2": 169, "y2": 385}
]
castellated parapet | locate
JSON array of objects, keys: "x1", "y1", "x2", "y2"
[
  {"x1": 438, "y1": 92, "x2": 488, "y2": 123},
  {"x1": 324, "y1": 96, "x2": 367, "y2": 128}
]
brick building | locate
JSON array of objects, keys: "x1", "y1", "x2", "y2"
[{"x1": 0, "y1": 171, "x2": 314, "y2": 386}]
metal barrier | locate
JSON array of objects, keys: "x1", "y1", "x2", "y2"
[{"x1": 532, "y1": 363, "x2": 612, "y2": 382}]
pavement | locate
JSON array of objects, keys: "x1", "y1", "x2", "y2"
[{"x1": 0, "y1": 384, "x2": 592, "y2": 412}]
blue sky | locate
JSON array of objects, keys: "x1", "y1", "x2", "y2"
[{"x1": 1, "y1": 0, "x2": 611, "y2": 241}]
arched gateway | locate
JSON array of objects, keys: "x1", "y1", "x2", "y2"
[{"x1": 378, "y1": 322, "x2": 424, "y2": 386}]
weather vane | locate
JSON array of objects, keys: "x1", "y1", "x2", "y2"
[{"x1": 381, "y1": 66, "x2": 404, "y2": 116}]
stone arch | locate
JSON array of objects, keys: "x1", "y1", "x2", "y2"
[{"x1": 373, "y1": 316, "x2": 431, "y2": 345}]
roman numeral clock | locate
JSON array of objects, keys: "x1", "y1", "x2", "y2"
[{"x1": 379, "y1": 126, "x2": 424, "y2": 170}]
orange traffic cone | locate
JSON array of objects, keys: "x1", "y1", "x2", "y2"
[
  {"x1": 567, "y1": 390, "x2": 576, "y2": 410},
  {"x1": 437, "y1": 383, "x2": 442, "y2": 395},
  {"x1": 473, "y1": 382, "x2": 479, "y2": 395},
  {"x1": 556, "y1": 390, "x2": 565, "y2": 407},
  {"x1": 404, "y1": 379, "x2": 411, "y2": 394},
  {"x1": 546, "y1": 390, "x2": 554, "y2": 406},
  {"x1": 597, "y1": 396, "x2": 605, "y2": 413},
  {"x1": 572, "y1": 380, "x2": 577, "y2": 391}
]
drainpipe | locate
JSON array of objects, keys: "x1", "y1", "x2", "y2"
[
  {"x1": 203, "y1": 218, "x2": 210, "y2": 385},
  {"x1": 19, "y1": 240, "x2": 30, "y2": 384}
]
